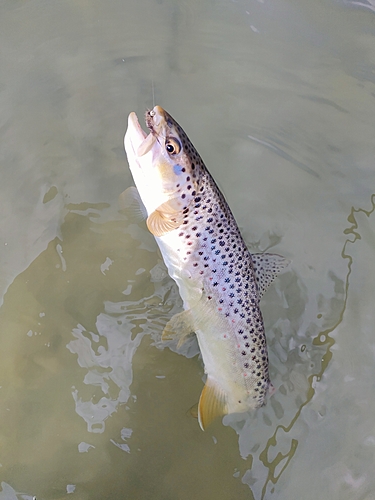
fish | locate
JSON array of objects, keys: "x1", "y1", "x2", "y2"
[{"x1": 124, "y1": 105, "x2": 289, "y2": 430}]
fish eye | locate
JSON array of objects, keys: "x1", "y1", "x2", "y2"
[{"x1": 165, "y1": 137, "x2": 181, "y2": 155}]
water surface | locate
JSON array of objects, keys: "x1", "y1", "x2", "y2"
[{"x1": 1, "y1": 0, "x2": 375, "y2": 499}]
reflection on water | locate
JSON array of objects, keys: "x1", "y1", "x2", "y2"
[
  {"x1": 1, "y1": 0, "x2": 375, "y2": 498},
  {"x1": 343, "y1": 0, "x2": 375, "y2": 13},
  {"x1": 1, "y1": 194, "x2": 373, "y2": 499}
]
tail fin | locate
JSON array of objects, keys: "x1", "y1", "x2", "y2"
[{"x1": 198, "y1": 378, "x2": 227, "y2": 431}]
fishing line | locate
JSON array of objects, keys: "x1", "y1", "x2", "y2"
[{"x1": 152, "y1": 77, "x2": 155, "y2": 109}]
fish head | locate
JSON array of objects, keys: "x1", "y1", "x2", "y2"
[{"x1": 124, "y1": 105, "x2": 202, "y2": 216}]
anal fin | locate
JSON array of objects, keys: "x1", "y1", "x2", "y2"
[{"x1": 198, "y1": 378, "x2": 228, "y2": 431}]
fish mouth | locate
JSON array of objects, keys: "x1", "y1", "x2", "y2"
[
  {"x1": 124, "y1": 106, "x2": 166, "y2": 158},
  {"x1": 125, "y1": 106, "x2": 168, "y2": 159},
  {"x1": 125, "y1": 112, "x2": 147, "y2": 155},
  {"x1": 125, "y1": 111, "x2": 157, "y2": 159}
]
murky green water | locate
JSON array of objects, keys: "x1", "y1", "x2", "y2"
[{"x1": 1, "y1": 0, "x2": 375, "y2": 498}]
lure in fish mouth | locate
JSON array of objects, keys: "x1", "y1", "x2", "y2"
[{"x1": 124, "y1": 105, "x2": 289, "y2": 430}]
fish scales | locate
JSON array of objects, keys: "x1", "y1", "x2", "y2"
[
  {"x1": 124, "y1": 105, "x2": 289, "y2": 429},
  {"x1": 159, "y1": 123, "x2": 269, "y2": 393}
]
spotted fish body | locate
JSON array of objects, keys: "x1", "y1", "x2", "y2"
[{"x1": 124, "y1": 106, "x2": 289, "y2": 430}]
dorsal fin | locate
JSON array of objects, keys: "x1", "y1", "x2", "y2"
[
  {"x1": 198, "y1": 378, "x2": 228, "y2": 431},
  {"x1": 251, "y1": 253, "x2": 290, "y2": 298},
  {"x1": 146, "y1": 198, "x2": 185, "y2": 237}
]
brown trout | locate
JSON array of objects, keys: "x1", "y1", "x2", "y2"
[{"x1": 124, "y1": 106, "x2": 289, "y2": 430}]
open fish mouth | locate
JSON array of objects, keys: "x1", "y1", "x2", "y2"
[{"x1": 125, "y1": 108, "x2": 165, "y2": 159}]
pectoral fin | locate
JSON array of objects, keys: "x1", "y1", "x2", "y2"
[
  {"x1": 118, "y1": 186, "x2": 148, "y2": 222},
  {"x1": 198, "y1": 378, "x2": 228, "y2": 431},
  {"x1": 251, "y1": 253, "x2": 290, "y2": 298},
  {"x1": 162, "y1": 309, "x2": 195, "y2": 348},
  {"x1": 147, "y1": 198, "x2": 185, "y2": 237}
]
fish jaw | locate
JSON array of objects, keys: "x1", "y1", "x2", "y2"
[
  {"x1": 124, "y1": 112, "x2": 147, "y2": 161},
  {"x1": 124, "y1": 111, "x2": 168, "y2": 215},
  {"x1": 124, "y1": 112, "x2": 149, "y2": 210},
  {"x1": 124, "y1": 107, "x2": 168, "y2": 165}
]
